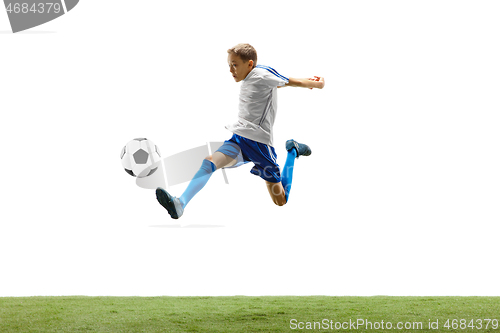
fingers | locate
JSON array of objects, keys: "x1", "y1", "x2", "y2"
[
  {"x1": 318, "y1": 77, "x2": 325, "y2": 89},
  {"x1": 309, "y1": 76, "x2": 322, "y2": 89}
]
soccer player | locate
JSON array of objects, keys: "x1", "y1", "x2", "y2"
[{"x1": 156, "y1": 43, "x2": 325, "y2": 219}]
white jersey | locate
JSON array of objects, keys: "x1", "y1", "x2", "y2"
[{"x1": 225, "y1": 65, "x2": 289, "y2": 147}]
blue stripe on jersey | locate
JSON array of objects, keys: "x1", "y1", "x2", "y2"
[{"x1": 256, "y1": 65, "x2": 289, "y2": 81}]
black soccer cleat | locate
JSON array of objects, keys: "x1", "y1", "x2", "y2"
[
  {"x1": 286, "y1": 139, "x2": 312, "y2": 159},
  {"x1": 156, "y1": 187, "x2": 184, "y2": 219}
]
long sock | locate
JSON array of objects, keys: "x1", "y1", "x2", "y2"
[
  {"x1": 179, "y1": 159, "x2": 216, "y2": 209},
  {"x1": 281, "y1": 149, "x2": 297, "y2": 202}
]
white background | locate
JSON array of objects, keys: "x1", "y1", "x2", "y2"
[{"x1": 1, "y1": 1, "x2": 499, "y2": 297}]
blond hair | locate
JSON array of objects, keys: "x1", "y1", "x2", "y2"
[{"x1": 227, "y1": 43, "x2": 257, "y2": 66}]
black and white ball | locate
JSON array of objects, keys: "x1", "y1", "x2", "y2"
[{"x1": 120, "y1": 138, "x2": 161, "y2": 178}]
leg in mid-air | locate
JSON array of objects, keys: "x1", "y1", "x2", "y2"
[
  {"x1": 156, "y1": 151, "x2": 237, "y2": 219},
  {"x1": 179, "y1": 152, "x2": 237, "y2": 208},
  {"x1": 265, "y1": 139, "x2": 311, "y2": 206}
]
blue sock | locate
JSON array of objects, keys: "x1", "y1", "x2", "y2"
[
  {"x1": 281, "y1": 149, "x2": 297, "y2": 202},
  {"x1": 179, "y1": 159, "x2": 216, "y2": 208}
]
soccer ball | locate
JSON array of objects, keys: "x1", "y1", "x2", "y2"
[{"x1": 120, "y1": 138, "x2": 161, "y2": 178}]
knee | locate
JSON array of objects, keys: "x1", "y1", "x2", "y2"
[
  {"x1": 273, "y1": 197, "x2": 287, "y2": 207},
  {"x1": 202, "y1": 156, "x2": 217, "y2": 172}
]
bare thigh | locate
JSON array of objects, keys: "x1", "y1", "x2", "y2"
[{"x1": 206, "y1": 151, "x2": 238, "y2": 170}]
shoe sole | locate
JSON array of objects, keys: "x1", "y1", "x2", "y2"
[{"x1": 156, "y1": 188, "x2": 179, "y2": 219}]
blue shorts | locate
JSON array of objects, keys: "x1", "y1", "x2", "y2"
[{"x1": 215, "y1": 134, "x2": 281, "y2": 183}]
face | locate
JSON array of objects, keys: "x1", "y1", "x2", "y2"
[{"x1": 228, "y1": 53, "x2": 254, "y2": 82}]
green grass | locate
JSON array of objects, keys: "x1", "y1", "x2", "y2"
[{"x1": 1, "y1": 296, "x2": 499, "y2": 332}]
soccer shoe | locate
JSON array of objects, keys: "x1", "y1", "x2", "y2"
[
  {"x1": 286, "y1": 139, "x2": 312, "y2": 159},
  {"x1": 156, "y1": 187, "x2": 184, "y2": 219}
]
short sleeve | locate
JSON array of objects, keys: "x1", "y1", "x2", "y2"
[{"x1": 256, "y1": 65, "x2": 289, "y2": 88}]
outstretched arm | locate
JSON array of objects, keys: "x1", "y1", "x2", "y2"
[{"x1": 282, "y1": 76, "x2": 325, "y2": 89}]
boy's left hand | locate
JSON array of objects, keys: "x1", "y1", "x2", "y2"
[{"x1": 309, "y1": 76, "x2": 325, "y2": 89}]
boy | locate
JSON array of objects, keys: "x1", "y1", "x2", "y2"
[{"x1": 156, "y1": 43, "x2": 325, "y2": 219}]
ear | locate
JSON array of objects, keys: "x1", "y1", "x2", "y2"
[{"x1": 248, "y1": 60, "x2": 254, "y2": 68}]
